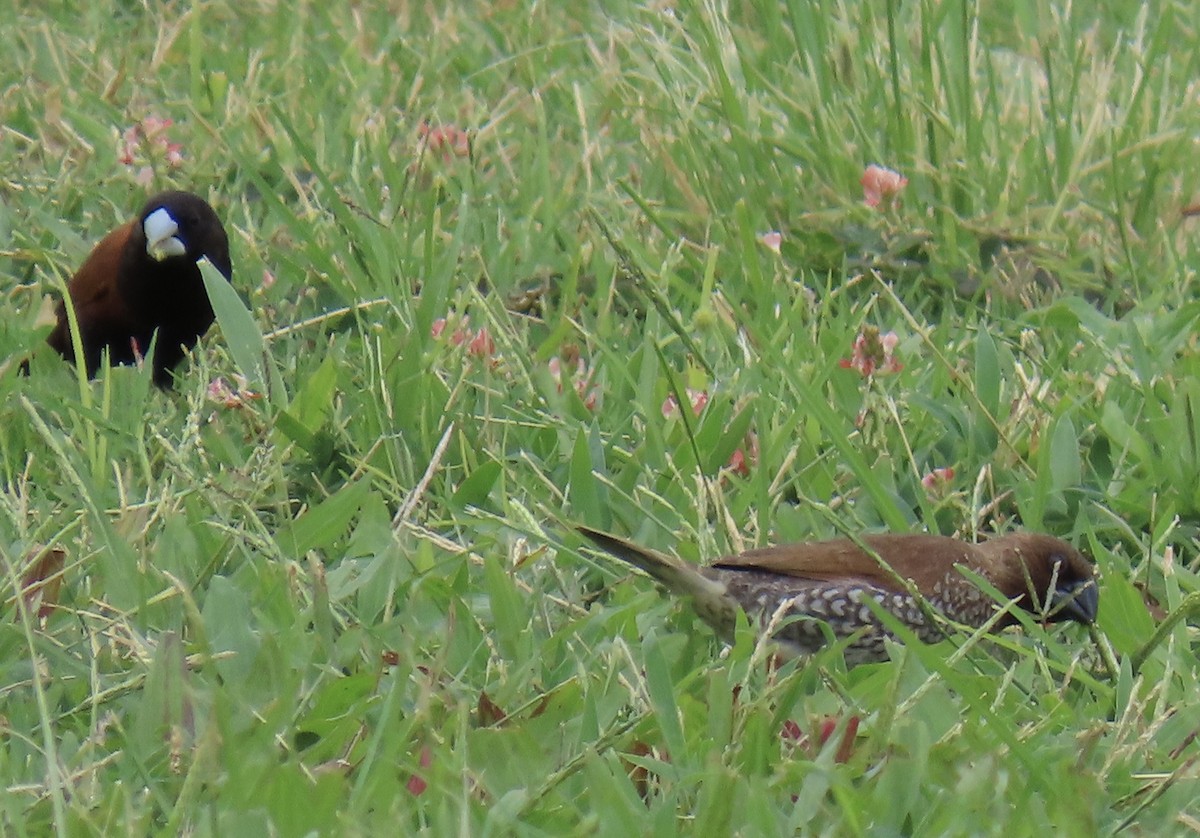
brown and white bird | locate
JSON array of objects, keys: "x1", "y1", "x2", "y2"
[
  {"x1": 576, "y1": 527, "x2": 1098, "y2": 665},
  {"x1": 44, "y1": 191, "x2": 232, "y2": 387}
]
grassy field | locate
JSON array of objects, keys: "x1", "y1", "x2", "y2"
[{"x1": 3, "y1": 0, "x2": 1200, "y2": 833}]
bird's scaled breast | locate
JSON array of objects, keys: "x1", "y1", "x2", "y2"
[
  {"x1": 926, "y1": 570, "x2": 993, "y2": 627},
  {"x1": 714, "y1": 567, "x2": 945, "y2": 662}
]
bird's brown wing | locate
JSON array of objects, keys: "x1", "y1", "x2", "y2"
[
  {"x1": 46, "y1": 221, "x2": 136, "y2": 358},
  {"x1": 712, "y1": 534, "x2": 979, "y2": 594}
]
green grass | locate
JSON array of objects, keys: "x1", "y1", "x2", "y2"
[{"x1": 2, "y1": 0, "x2": 1199, "y2": 833}]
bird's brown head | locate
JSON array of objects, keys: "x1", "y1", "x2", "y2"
[
  {"x1": 128, "y1": 191, "x2": 232, "y2": 281},
  {"x1": 979, "y1": 534, "x2": 1098, "y2": 625}
]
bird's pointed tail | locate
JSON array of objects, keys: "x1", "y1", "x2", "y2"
[{"x1": 575, "y1": 526, "x2": 728, "y2": 601}]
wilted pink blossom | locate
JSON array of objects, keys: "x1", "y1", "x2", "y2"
[
  {"x1": 432, "y1": 315, "x2": 499, "y2": 367},
  {"x1": 118, "y1": 127, "x2": 140, "y2": 165},
  {"x1": 921, "y1": 467, "x2": 955, "y2": 492},
  {"x1": 418, "y1": 122, "x2": 470, "y2": 161},
  {"x1": 780, "y1": 719, "x2": 803, "y2": 741},
  {"x1": 662, "y1": 389, "x2": 708, "y2": 420},
  {"x1": 468, "y1": 327, "x2": 495, "y2": 359},
  {"x1": 207, "y1": 375, "x2": 262, "y2": 408},
  {"x1": 726, "y1": 431, "x2": 760, "y2": 477},
  {"x1": 861, "y1": 164, "x2": 907, "y2": 208},
  {"x1": 781, "y1": 715, "x2": 859, "y2": 766},
  {"x1": 406, "y1": 746, "x2": 433, "y2": 796},
  {"x1": 432, "y1": 315, "x2": 470, "y2": 346},
  {"x1": 549, "y1": 356, "x2": 599, "y2": 411},
  {"x1": 119, "y1": 116, "x2": 185, "y2": 185},
  {"x1": 839, "y1": 327, "x2": 903, "y2": 377},
  {"x1": 759, "y1": 231, "x2": 782, "y2": 254}
]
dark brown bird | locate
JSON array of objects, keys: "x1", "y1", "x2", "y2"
[
  {"x1": 44, "y1": 191, "x2": 232, "y2": 387},
  {"x1": 576, "y1": 527, "x2": 1098, "y2": 665}
]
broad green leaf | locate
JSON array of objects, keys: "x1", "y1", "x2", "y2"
[
  {"x1": 200, "y1": 257, "x2": 287, "y2": 407},
  {"x1": 974, "y1": 328, "x2": 1000, "y2": 421},
  {"x1": 641, "y1": 630, "x2": 685, "y2": 758},
  {"x1": 276, "y1": 480, "x2": 372, "y2": 556},
  {"x1": 291, "y1": 355, "x2": 340, "y2": 430},
  {"x1": 482, "y1": 554, "x2": 526, "y2": 661},
  {"x1": 202, "y1": 576, "x2": 262, "y2": 685},
  {"x1": 569, "y1": 424, "x2": 608, "y2": 523},
  {"x1": 1048, "y1": 414, "x2": 1081, "y2": 492},
  {"x1": 451, "y1": 459, "x2": 502, "y2": 510}
]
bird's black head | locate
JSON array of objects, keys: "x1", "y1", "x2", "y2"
[{"x1": 136, "y1": 191, "x2": 232, "y2": 281}]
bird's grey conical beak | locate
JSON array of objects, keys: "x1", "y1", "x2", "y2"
[{"x1": 1049, "y1": 579, "x2": 1098, "y2": 624}]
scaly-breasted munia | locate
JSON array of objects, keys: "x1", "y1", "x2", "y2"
[{"x1": 576, "y1": 527, "x2": 1098, "y2": 664}]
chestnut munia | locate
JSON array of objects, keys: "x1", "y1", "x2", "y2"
[
  {"x1": 576, "y1": 527, "x2": 1098, "y2": 665},
  {"x1": 44, "y1": 190, "x2": 232, "y2": 387}
]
